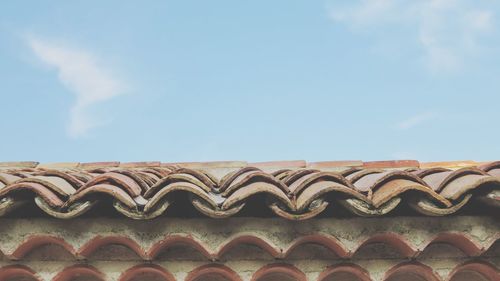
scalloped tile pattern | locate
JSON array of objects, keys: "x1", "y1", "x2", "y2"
[{"x1": 0, "y1": 160, "x2": 498, "y2": 219}]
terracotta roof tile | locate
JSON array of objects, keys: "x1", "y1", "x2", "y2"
[
  {"x1": 0, "y1": 218, "x2": 497, "y2": 260},
  {"x1": 251, "y1": 160, "x2": 306, "y2": 173},
  {"x1": 120, "y1": 264, "x2": 175, "y2": 281},
  {"x1": 307, "y1": 160, "x2": 363, "y2": 168},
  {"x1": 185, "y1": 264, "x2": 242, "y2": 281},
  {"x1": 250, "y1": 264, "x2": 306, "y2": 281},
  {"x1": 36, "y1": 162, "x2": 80, "y2": 169},
  {"x1": 318, "y1": 264, "x2": 371, "y2": 281},
  {"x1": 363, "y1": 160, "x2": 420, "y2": 169},
  {"x1": 0, "y1": 161, "x2": 39, "y2": 168},
  {"x1": 170, "y1": 161, "x2": 247, "y2": 168},
  {"x1": 420, "y1": 160, "x2": 478, "y2": 169},
  {"x1": 0, "y1": 265, "x2": 40, "y2": 281},
  {"x1": 0, "y1": 216, "x2": 497, "y2": 279},
  {"x1": 251, "y1": 160, "x2": 306, "y2": 168},
  {"x1": 0, "y1": 160, "x2": 497, "y2": 219},
  {"x1": 384, "y1": 262, "x2": 440, "y2": 281},
  {"x1": 53, "y1": 265, "x2": 105, "y2": 281},
  {"x1": 119, "y1": 161, "x2": 161, "y2": 168},
  {"x1": 2, "y1": 262, "x2": 498, "y2": 281},
  {"x1": 79, "y1": 162, "x2": 120, "y2": 169}
]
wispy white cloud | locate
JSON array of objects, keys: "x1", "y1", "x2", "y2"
[
  {"x1": 396, "y1": 112, "x2": 436, "y2": 130},
  {"x1": 329, "y1": 0, "x2": 494, "y2": 73},
  {"x1": 28, "y1": 37, "x2": 125, "y2": 138}
]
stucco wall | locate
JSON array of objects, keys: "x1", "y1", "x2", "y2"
[{"x1": 0, "y1": 216, "x2": 497, "y2": 281}]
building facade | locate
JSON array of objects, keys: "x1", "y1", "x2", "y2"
[{"x1": 0, "y1": 160, "x2": 498, "y2": 281}]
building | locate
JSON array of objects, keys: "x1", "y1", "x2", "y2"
[{"x1": 0, "y1": 160, "x2": 498, "y2": 281}]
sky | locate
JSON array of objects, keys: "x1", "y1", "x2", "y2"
[{"x1": 1, "y1": 0, "x2": 500, "y2": 163}]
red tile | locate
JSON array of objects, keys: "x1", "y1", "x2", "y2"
[{"x1": 363, "y1": 160, "x2": 420, "y2": 169}]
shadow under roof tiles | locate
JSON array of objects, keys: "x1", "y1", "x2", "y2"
[{"x1": 0, "y1": 160, "x2": 497, "y2": 219}]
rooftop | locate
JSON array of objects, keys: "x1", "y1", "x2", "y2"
[{"x1": 0, "y1": 160, "x2": 498, "y2": 219}]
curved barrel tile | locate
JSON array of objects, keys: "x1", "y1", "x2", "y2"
[{"x1": 0, "y1": 161, "x2": 497, "y2": 219}]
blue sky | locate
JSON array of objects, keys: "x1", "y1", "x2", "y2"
[{"x1": 1, "y1": 1, "x2": 500, "y2": 163}]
